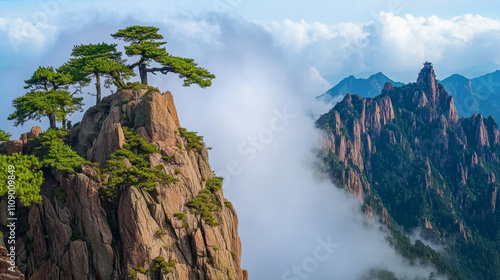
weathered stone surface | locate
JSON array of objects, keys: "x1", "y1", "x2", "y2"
[
  {"x1": 28, "y1": 206, "x2": 48, "y2": 267},
  {"x1": 68, "y1": 241, "x2": 90, "y2": 280},
  {"x1": 383, "y1": 82, "x2": 393, "y2": 91},
  {"x1": 446, "y1": 96, "x2": 459, "y2": 124},
  {"x1": 19, "y1": 133, "x2": 28, "y2": 144},
  {"x1": 486, "y1": 116, "x2": 500, "y2": 146},
  {"x1": 139, "y1": 90, "x2": 180, "y2": 150},
  {"x1": 164, "y1": 91, "x2": 181, "y2": 128},
  {"x1": 6, "y1": 141, "x2": 23, "y2": 156},
  {"x1": 87, "y1": 107, "x2": 126, "y2": 166},
  {"x1": 0, "y1": 246, "x2": 24, "y2": 279},
  {"x1": 492, "y1": 188, "x2": 498, "y2": 213},
  {"x1": 28, "y1": 126, "x2": 42, "y2": 139},
  {"x1": 60, "y1": 167, "x2": 114, "y2": 280},
  {"x1": 473, "y1": 113, "x2": 490, "y2": 149}
]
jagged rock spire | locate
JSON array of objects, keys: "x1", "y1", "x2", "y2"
[
  {"x1": 417, "y1": 61, "x2": 438, "y2": 103},
  {"x1": 414, "y1": 62, "x2": 459, "y2": 124}
]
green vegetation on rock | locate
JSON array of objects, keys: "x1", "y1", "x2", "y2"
[
  {"x1": 35, "y1": 129, "x2": 87, "y2": 173},
  {"x1": 186, "y1": 177, "x2": 223, "y2": 226},
  {"x1": 152, "y1": 256, "x2": 177, "y2": 275},
  {"x1": 0, "y1": 129, "x2": 12, "y2": 142},
  {"x1": 0, "y1": 153, "x2": 43, "y2": 206},
  {"x1": 64, "y1": 42, "x2": 134, "y2": 104},
  {"x1": 102, "y1": 126, "x2": 179, "y2": 195},
  {"x1": 178, "y1": 127, "x2": 205, "y2": 152}
]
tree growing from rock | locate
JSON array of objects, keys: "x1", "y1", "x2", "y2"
[
  {"x1": 0, "y1": 129, "x2": 11, "y2": 142},
  {"x1": 65, "y1": 42, "x2": 135, "y2": 104},
  {"x1": 111, "y1": 25, "x2": 215, "y2": 87},
  {"x1": 8, "y1": 66, "x2": 83, "y2": 129}
]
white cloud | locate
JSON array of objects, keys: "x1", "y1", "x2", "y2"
[
  {"x1": 3, "y1": 3, "x2": 500, "y2": 82},
  {"x1": 0, "y1": 17, "x2": 6, "y2": 30},
  {"x1": 257, "y1": 19, "x2": 367, "y2": 53},
  {"x1": 159, "y1": 17, "x2": 223, "y2": 48},
  {"x1": 307, "y1": 66, "x2": 332, "y2": 93},
  {"x1": 0, "y1": 17, "x2": 58, "y2": 53},
  {"x1": 257, "y1": 13, "x2": 500, "y2": 81},
  {"x1": 375, "y1": 13, "x2": 500, "y2": 68}
]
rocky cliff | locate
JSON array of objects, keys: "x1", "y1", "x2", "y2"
[
  {"x1": 2, "y1": 87, "x2": 247, "y2": 279},
  {"x1": 317, "y1": 63, "x2": 500, "y2": 280}
]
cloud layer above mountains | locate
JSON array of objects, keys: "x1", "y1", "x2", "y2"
[
  {"x1": 258, "y1": 12, "x2": 500, "y2": 81},
  {"x1": 2, "y1": 7, "x2": 500, "y2": 83}
]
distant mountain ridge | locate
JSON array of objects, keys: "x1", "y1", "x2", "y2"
[
  {"x1": 440, "y1": 70, "x2": 500, "y2": 121},
  {"x1": 320, "y1": 70, "x2": 500, "y2": 121},
  {"x1": 318, "y1": 72, "x2": 405, "y2": 101}
]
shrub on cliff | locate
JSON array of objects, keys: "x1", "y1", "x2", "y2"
[
  {"x1": 0, "y1": 153, "x2": 43, "y2": 206},
  {"x1": 103, "y1": 127, "x2": 178, "y2": 194},
  {"x1": 186, "y1": 177, "x2": 224, "y2": 226},
  {"x1": 34, "y1": 129, "x2": 86, "y2": 173},
  {"x1": 178, "y1": 127, "x2": 205, "y2": 151}
]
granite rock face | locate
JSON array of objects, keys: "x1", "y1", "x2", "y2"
[
  {"x1": 8, "y1": 88, "x2": 247, "y2": 279},
  {"x1": 318, "y1": 64, "x2": 500, "y2": 217},
  {"x1": 317, "y1": 63, "x2": 500, "y2": 279}
]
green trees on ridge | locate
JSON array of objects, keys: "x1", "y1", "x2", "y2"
[
  {"x1": 8, "y1": 25, "x2": 215, "y2": 130},
  {"x1": 1, "y1": 25, "x2": 217, "y2": 210}
]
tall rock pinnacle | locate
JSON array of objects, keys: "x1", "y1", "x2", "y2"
[
  {"x1": 413, "y1": 62, "x2": 459, "y2": 124},
  {"x1": 417, "y1": 61, "x2": 438, "y2": 103}
]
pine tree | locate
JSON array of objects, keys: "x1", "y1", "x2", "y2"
[
  {"x1": 8, "y1": 66, "x2": 83, "y2": 129},
  {"x1": 111, "y1": 25, "x2": 215, "y2": 87},
  {"x1": 66, "y1": 43, "x2": 135, "y2": 104}
]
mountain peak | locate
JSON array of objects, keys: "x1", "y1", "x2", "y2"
[
  {"x1": 416, "y1": 62, "x2": 438, "y2": 97},
  {"x1": 370, "y1": 72, "x2": 387, "y2": 79},
  {"x1": 413, "y1": 62, "x2": 458, "y2": 123},
  {"x1": 320, "y1": 72, "x2": 404, "y2": 101}
]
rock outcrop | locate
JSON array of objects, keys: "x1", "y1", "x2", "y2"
[
  {"x1": 5, "y1": 141, "x2": 23, "y2": 156},
  {"x1": 5, "y1": 87, "x2": 247, "y2": 279},
  {"x1": 0, "y1": 245, "x2": 24, "y2": 280},
  {"x1": 317, "y1": 63, "x2": 500, "y2": 279}
]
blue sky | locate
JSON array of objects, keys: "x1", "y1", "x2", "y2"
[{"x1": 2, "y1": 1, "x2": 500, "y2": 278}]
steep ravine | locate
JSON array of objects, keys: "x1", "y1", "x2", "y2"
[{"x1": 1, "y1": 87, "x2": 248, "y2": 279}]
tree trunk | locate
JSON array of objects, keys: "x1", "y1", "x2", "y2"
[
  {"x1": 139, "y1": 63, "x2": 148, "y2": 86},
  {"x1": 49, "y1": 113, "x2": 57, "y2": 129},
  {"x1": 95, "y1": 73, "x2": 102, "y2": 104}
]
